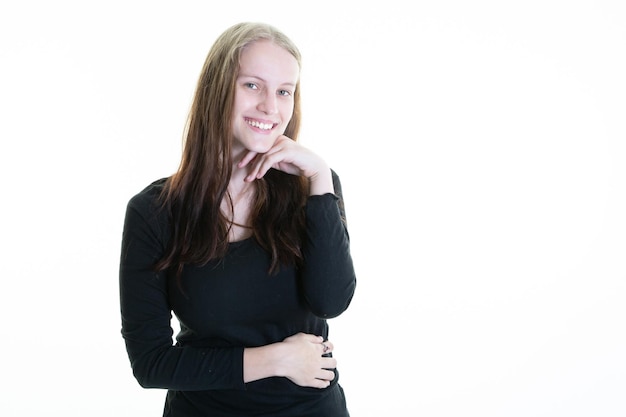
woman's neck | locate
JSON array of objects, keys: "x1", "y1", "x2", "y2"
[{"x1": 223, "y1": 154, "x2": 256, "y2": 241}]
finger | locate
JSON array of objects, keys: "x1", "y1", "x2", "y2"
[
  {"x1": 251, "y1": 139, "x2": 301, "y2": 178},
  {"x1": 321, "y1": 357, "x2": 337, "y2": 370},
  {"x1": 320, "y1": 340, "x2": 335, "y2": 356},
  {"x1": 317, "y1": 369, "x2": 336, "y2": 382},
  {"x1": 244, "y1": 155, "x2": 268, "y2": 181},
  {"x1": 311, "y1": 378, "x2": 331, "y2": 389},
  {"x1": 238, "y1": 151, "x2": 258, "y2": 169},
  {"x1": 253, "y1": 153, "x2": 285, "y2": 180},
  {"x1": 241, "y1": 146, "x2": 278, "y2": 180}
]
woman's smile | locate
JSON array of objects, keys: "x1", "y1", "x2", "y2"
[{"x1": 245, "y1": 117, "x2": 276, "y2": 131}]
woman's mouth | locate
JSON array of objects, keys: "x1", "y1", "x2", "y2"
[{"x1": 246, "y1": 118, "x2": 275, "y2": 131}]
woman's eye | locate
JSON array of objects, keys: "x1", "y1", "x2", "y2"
[
  {"x1": 245, "y1": 82, "x2": 258, "y2": 90},
  {"x1": 278, "y1": 90, "x2": 292, "y2": 97}
]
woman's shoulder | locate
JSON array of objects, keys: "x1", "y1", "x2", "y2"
[{"x1": 127, "y1": 177, "x2": 169, "y2": 216}]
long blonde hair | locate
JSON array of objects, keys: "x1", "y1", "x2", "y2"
[{"x1": 157, "y1": 22, "x2": 308, "y2": 277}]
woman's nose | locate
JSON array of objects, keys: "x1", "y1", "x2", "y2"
[{"x1": 257, "y1": 92, "x2": 278, "y2": 115}]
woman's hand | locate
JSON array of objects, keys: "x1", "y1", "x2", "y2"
[
  {"x1": 276, "y1": 333, "x2": 337, "y2": 388},
  {"x1": 237, "y1": 135, "x2": 334, "y2": 195},
  {"x1": 243, "y1": 332, "x2": 336, "y2": 388}
]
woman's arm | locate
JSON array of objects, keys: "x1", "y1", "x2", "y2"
[
  {"x1": 300, "y1": 171, "x2": 357, "y2": 318},
  {"x1": 120, "y1": 186, "x2": 336, "y2": 390},
  {"x1": 236, "y1": 136, "x2": 357, "y2": 318},
  {"x1": 120, "y1": 189, "x2": 245, "y2": 390}
]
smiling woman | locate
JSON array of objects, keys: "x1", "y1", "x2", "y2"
[
  {"x1": 2, "y1": 2, "x2": 626, "y2": 417},
  {"x1": 118, "y1": 22, "x2": 356, "y2": 417},
  {"x1": 231, "y1": 40, "x2": 300, "y2": 155}
]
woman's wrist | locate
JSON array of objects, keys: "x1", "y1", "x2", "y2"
[
  {"x1": 243, "y1": 343, "x2": 283, "y2": 383},
  {"x1": 308, "y1": 166, "x2": 333, "y2": 196}
]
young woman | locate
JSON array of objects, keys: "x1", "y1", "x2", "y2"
[{"x1": 119, "y1": 22, "x2": 357, "y2": 416}]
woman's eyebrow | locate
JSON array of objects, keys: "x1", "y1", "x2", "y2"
[{"x1": 238, "y1": 73, "x2": 296, "y2": 87}]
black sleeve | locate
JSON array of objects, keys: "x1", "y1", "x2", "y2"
[
  {"x1": 300, "y1": 171, "x2": 357, "y2": 318},
  {"x1": 119, "y1": 187, "x2": 245, "y2": 391}
]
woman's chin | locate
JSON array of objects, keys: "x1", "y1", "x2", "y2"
[{"x1": 248, "y1": 137, "x2": 278, "y2": 153}]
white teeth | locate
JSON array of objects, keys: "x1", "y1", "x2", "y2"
[{"x1": 247, "y1": 120, "x2": 273, "y2": 130}]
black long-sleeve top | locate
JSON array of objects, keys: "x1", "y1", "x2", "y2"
[{"x1": 119, "y1": 174, "x2": 356, "y2": 417}]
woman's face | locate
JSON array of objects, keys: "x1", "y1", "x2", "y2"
[{"x1": 231, "y1": 40, "x2": 300, "y2": 155}]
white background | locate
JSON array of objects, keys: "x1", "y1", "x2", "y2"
[{"x1": 1, "y1": 1, "x2": 625, "y2": 416}]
